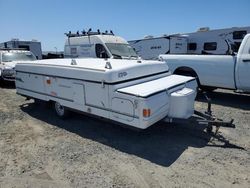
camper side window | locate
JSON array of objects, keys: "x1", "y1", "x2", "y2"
[
  {"x1": 71, "y1": 47, "x2": 77, "y2": 55},
  {"x1": 188, "y1": 43, "x2": 197, "y2": 50},
  {"x1": 95, "y1": 44, "x2": 108, "y2": 58},
  {"x1": 204, "y1": 42, "x2": 217, "y2": 51}
]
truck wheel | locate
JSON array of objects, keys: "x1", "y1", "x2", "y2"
[
  {"x1": 174, "y1": 69, "x2": 201, "y2": 87},
  {"x1": 54, "y1": 101, "x2": 69, "y2": 118}
]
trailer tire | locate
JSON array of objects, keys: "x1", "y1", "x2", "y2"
[
  {"x1": 54, "y1": 101, "x2": 69, "y2": 118},
  {"x1": 0, "y1": 77, "x2": 3, "y2": 87}
]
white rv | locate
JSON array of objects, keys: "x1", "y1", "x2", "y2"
[
  {"x1": 128, "y1": 35, "x2": 188, "y2": 60},
  {"x1": 15, "y1": 31, "x2": 197, "y2": 129},
  {"x1": 129, "y1": 26, "x2": 250, "y2": 60},
  {"x1": 186, "y1": 26, "x2": 250, "y2": 55}
]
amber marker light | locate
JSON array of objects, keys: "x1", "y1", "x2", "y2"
[
  {"x1": 143, "y1": 109, "x2": 151, "y2": 117},
  {"x1": 46, "y1": 77, "x2": 51, "y2": 84}
]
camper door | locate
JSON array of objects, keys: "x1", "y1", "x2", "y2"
[{"x1": 170, "y1": 37, "x2": 188, "y2": 54}]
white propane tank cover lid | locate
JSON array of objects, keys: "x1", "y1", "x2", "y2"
[{"x1": 171, "y1": 88, "x2": 194, "y2": 97}]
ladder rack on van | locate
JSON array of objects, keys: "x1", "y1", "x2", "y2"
[{"x1": 65, "y1": 29, "x2": 114, "y2": 38}]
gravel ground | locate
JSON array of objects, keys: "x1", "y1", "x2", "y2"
[{"x1": 0, "y1": 83, "x2": 249, "y2": 188}]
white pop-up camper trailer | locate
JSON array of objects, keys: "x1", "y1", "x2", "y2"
[{"x1": 15, "y1": 57, "x2": 197, "y2": 129}]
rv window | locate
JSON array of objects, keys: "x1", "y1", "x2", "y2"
[
  {"x1": 204, "y1": 42, "x2": 217, "y2": 51},
  {"x1": 95, "y1": 44, "x2": 108, "y2": 58},
  {"x1": 70, "y1": 48, "x2": 77, "y2": 55},
  {"x1": 188, "y1": 43, "x2": 197, "y2": 50},
  {"x1": 233, "y1": 30, "x2": 247, "y2": 40}
]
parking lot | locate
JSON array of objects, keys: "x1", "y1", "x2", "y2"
[{"x1": 0, "y1": 84, "x2": 249, "y2": 188}]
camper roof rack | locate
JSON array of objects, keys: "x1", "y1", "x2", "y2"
[{"x1": 65, "y1": 28, "x2": 115, "y2": 38}]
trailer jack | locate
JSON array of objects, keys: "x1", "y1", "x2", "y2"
[{"x1": 194, "y1": 92, "x2": 235, "y2": 134}]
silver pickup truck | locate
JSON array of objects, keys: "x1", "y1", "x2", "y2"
[{"x1": 0, "y1": 49, "x2": 36, "y2": 82}]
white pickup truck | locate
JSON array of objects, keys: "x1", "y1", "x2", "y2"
[{"x1": 159, "y1": 34, "x2": 250, "y2": 92}]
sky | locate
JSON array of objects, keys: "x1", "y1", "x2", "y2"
[{"x1": 0, "y1": 0, "x2": 249, "y2": 51}]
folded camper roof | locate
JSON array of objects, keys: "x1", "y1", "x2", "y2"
[{"x1": 15, "y1": 58, "x2": 169, "y2": 84}]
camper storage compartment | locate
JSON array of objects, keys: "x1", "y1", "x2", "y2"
[
  {"x1": 116, "y1": 75, "x2": 197, "y2": 128},
  {"x1": 168, "y1": 88, "x2": 196, "y2": 119}
]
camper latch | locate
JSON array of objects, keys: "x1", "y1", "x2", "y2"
[{"x1": 101, "y1": 80, "x2": 105, "y2": 88}]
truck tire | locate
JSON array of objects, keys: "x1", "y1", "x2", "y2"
[
  {"x1": 54, "y1": 101, "x2": 69, "y2": 118},
  {"x1": 200, "y1": 86, "x2": 217, "y2": 92}
]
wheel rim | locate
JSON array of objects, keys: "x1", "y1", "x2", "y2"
[{"x1": 55, "y1": 102, "x2": 65, "y2": 116}]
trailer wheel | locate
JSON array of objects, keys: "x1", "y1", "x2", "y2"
[
  {"x1": 0, "y1": 77, "x2": 3, "y2": 87},
  {"x1": 54, "y1": 101, "x2": 69, "y2": 118}
]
